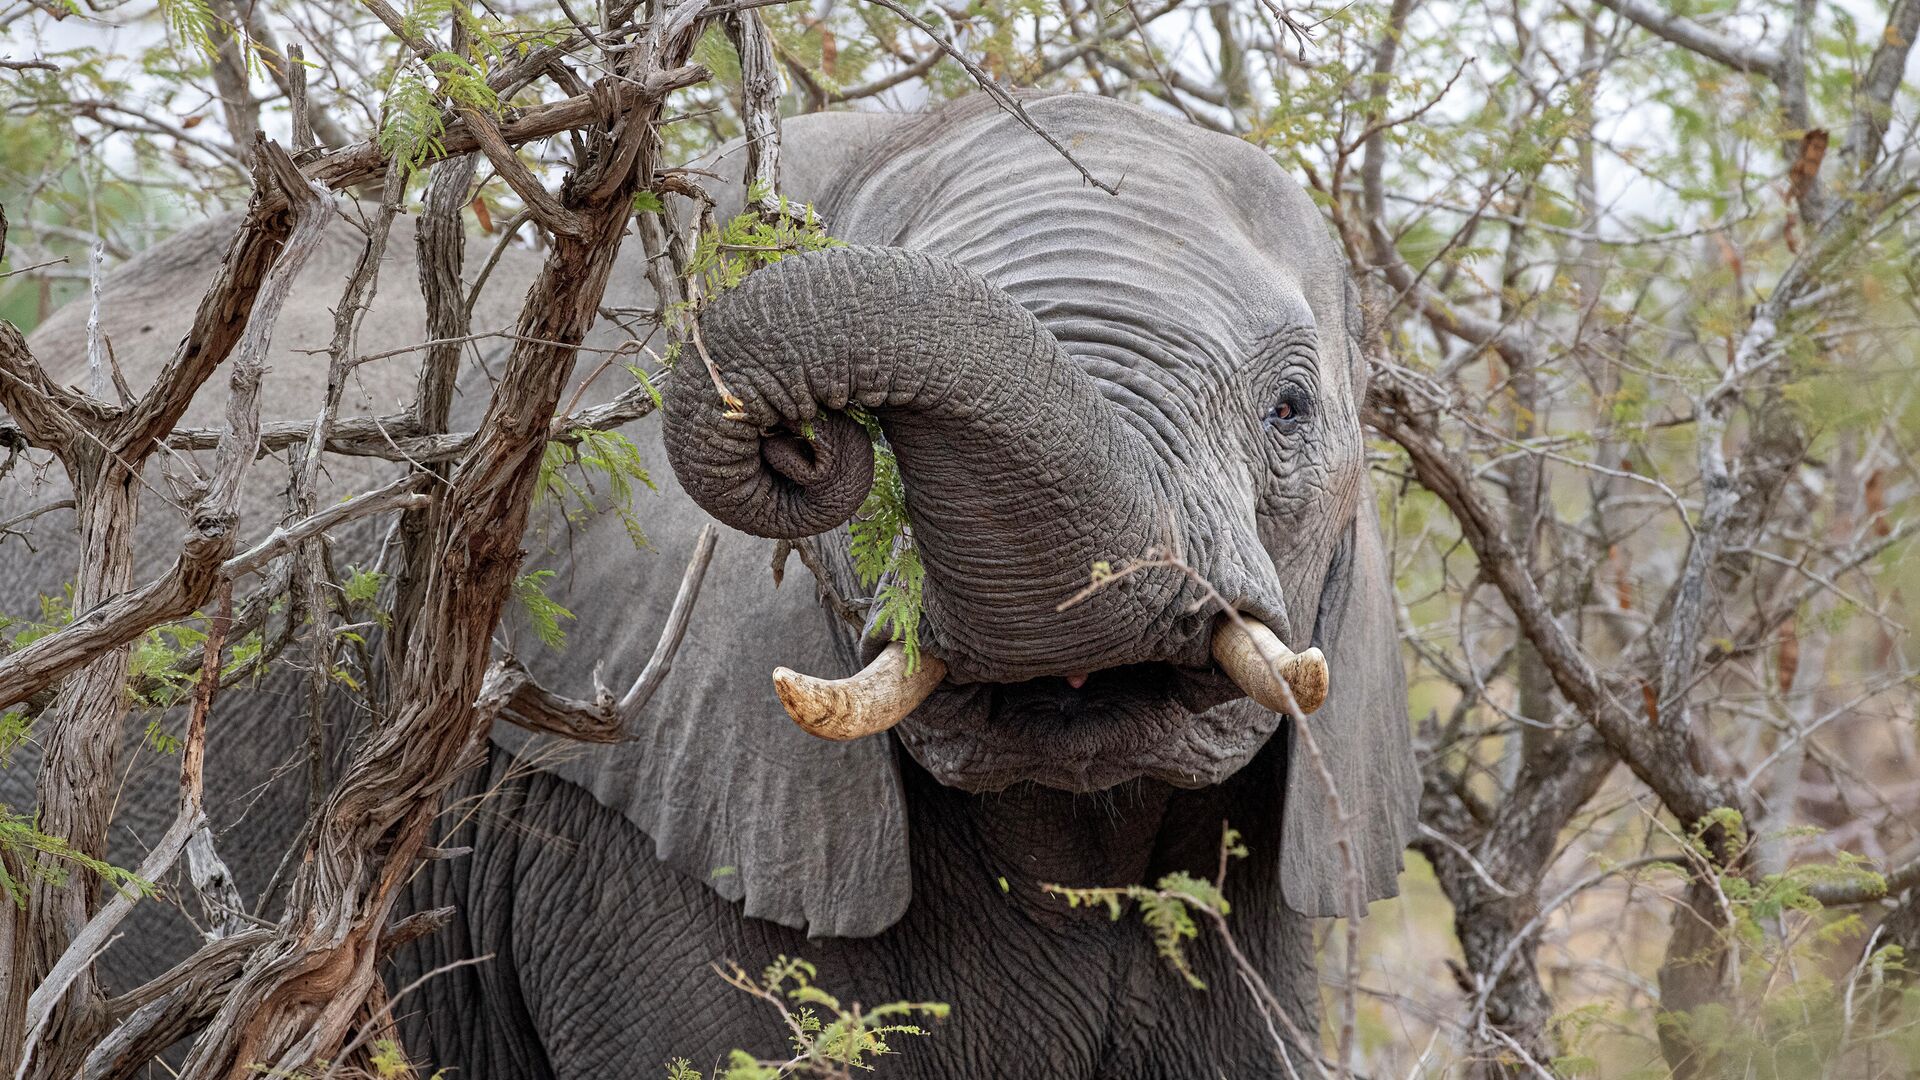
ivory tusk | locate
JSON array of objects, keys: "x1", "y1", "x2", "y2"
[
  {"x1": 1211, "y1": 617, "x2": 1329, "y2": 715},
  {"x1": 773, "y1": 643, "x2": 947, "y2": 740}
]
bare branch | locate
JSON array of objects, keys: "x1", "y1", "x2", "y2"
[
  {"x1": 619, "y1": 521, "x2": 719, "y2": 719},
  {"x1": 1590, "y1": 0, "x2": 1783, "y2": 78},
  {"x1": 727, "y1": 10, "x2": 783, "y2": 215},
  {"x1": 179, "y1": 21, "x2": 719, "y2": 1058},
  {"x1": 480, "y1": 522, "x2": 719, "y2": 741},
  {"x1": 0, "y1": 324, "x2": 110, "y2": 450},
  {"x1": 0, "y1": 142, "x2": 334, "y2": 711},
  {"x1": 82, "y1": 931, "x2": 272, "y2": 1080},
  {"x1": 1843, "y1": 0, "x2": 1920, "y2": 170},
  {"x1": 1366, "y1": 374, "x2": 1734, "y2": 829},
  {"x1": 222, "y1": 474, "x2": 432, "y2": 579},
  {"x1": 862, "y1": 0, "x2": 1122, "y2": 195},
  {"x1": 829, "y1": 47, "x2": 942, "y2": 104}
]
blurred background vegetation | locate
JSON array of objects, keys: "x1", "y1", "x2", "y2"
[{"x1": 3, "y1": 0, "x2": 1918, "y2": 1073}]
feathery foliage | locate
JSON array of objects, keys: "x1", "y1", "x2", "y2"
[
  {"x1": 1046, "y1": 826, "x2": 1246, "y2": 990},
  {"x1": 376, "y1": 0, "x2": 504, "y2": 185},
  {"x1": 511, "y1": 569, "x2": 576, "y2": 650},
  {"x1": 528, "y1": 365, "x2": 671, "y2": 556},
  {"x1": 377, "y1": 62, "x2": 447, "y2": 181},
  {"x1": 0, "y1": 710, "x2": 28, "y2": 768},
  {"x1": 0, "y1": 807, "x2": 152, "y2": 908},
  {"x1": 537, "y1": 427, "x2": 657, "y2": 552},
  {"x1": 668, "y1": 956, "x2": 947, "y2": 1078},
  {"x1": 683, "y1": 184, "x2": 839, "y2": 306},
  {"x1": 157, "y1": 0, "x2": 222, "y2": 64}
]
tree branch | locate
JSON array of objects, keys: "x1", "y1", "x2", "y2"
[
  {"x1": 1843, "y1": 0, "x2": 1920, "y2": 170},
  {"x1": 1809, "y1": 855, "x2": 1920, "y2": 907},
  {"x1": 482, "y1": 522, "x2": 718, "y2": 741},
  {"x1": 14, "y1": 153, "x2": 326, "y2": 1036},
  {"x1": 1590, "y1": 0, "x2": 1783, "y2": 79},
  {"x1": 0, "y1": 144, "x2": 336, "y2": 713}
]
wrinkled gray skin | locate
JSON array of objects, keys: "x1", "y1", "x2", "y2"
[{"x1": 1, "y1": 95, "x2": 1416, "y2": 1077}]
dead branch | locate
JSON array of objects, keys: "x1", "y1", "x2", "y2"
[
  {"x1": 1843, "y1": 0, "x2": 1920, "y2": 170},
  {"x1": 81, "y1": 931, "x2": 273, "y2": 1080},
  {"x1": 0, "y1": 159, "x2": 342, "y2": 711},
  {"x1": 222, "y1": 474, "x2": 433, "y2": 579},
  {"x1": 727, "y1": 11, "x2": 783, "y2": 216},
  {"x1": 173, "y1": 10, "x2": 746, "y2": 1064},
  {"x1": 483, "y1": 522, "x2": 719, "y2": 741},
  {"x1": 619, "y1": 522, "x2": 720, "y2": 718},
  {"x1": 9, "y1": 142, "x2": 337, "y2": 1076},
  {"x1": 862, "y1": 0, "x2": 1121, "y2": 195}
]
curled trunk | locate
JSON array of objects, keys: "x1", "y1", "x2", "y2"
[{"x1": 664, "y1": 246, "x2": 1178, "y2": 682}]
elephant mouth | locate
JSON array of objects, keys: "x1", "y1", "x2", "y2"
[
  {"x1": 893, "y1": 661, "x2": 1282, "y2": 793},
  {"x1": 768, "y1": 617, "x2": 1327, "y2": 793}
]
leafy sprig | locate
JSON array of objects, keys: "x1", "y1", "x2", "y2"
[
  {"x1": 0, "y1": 807, "x2": 152, "y2": 908},
  {"x1": 537, "y1": 427, "x2": 658, "y2": 553},
  {"x1": 846, "y1": 410, "x2": 926, "y2": 672},
  {"x1": 668, "y1": 955, "x2": 947, "y2": 1079},
  {"x1": 1045, "y1": 826, "x2": 1248, "y2": 990},
  {"x1": 511, "y1": 569, "x2": 576, "y2": 650},
  {"x1": 376, "y1": 1, "x2": 504, "y2": 184},
  {"x1": 681, "y1": 185, "x2": 840, "y2": 316}
]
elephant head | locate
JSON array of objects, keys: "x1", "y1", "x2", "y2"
[
  {"x1": 666, "y1": 244, "x2": 1334, "y2": 785},
  {"x1": 643, "y1": 95, "x2": 1417, "y2": 923}
]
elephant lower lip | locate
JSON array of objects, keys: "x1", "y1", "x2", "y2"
[{"x1": 891, "y1": 662, "x2": 1278, "y2": 793}]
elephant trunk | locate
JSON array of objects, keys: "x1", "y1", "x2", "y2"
[{"x1": 663, "y1": 246, "x2": 1180, "y2": 683}]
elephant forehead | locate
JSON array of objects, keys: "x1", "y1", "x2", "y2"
[{"x1": 824, "y1": 96, "x2": 1323, "y2": 355}]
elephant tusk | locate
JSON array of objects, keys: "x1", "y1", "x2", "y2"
[
  {"x1": 1211, "y1": 617, "x2": 1329, "y2": 716},
  {"x1": 773, "y1": 643, "x2": 948, "y2": 740}
]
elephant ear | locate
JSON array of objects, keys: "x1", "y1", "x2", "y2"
[
  {"x1": 491, "y1": 441, "x2": 910, "y2": 938},
  {"x1": 1280, "y1": 499, "x2": 1418, "y2": 917}
]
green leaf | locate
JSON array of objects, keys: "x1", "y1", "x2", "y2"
[
  {"x1": 685, "y1": 197, "x2": 840, "y2": 307},
  {"x1": 717, "y1": 1051, "x2": 778, "y2": 1080},
  {"x1": 0, "y1": 806, "x2": 153, "y2": 908},
  {"x1": 845, "y1": 410, "x2": 927, "y2": 670},
  {"x1": 378, "y1": 62, "x2": 446, "y2": 182},
  {"x1": 624, "y1": 364, "x2": 665, "y2": 410},
  {"x1": 0, "y1": 709, "x2": 29, "y2": 768},
  {"x1": 157, "y1": 0, "x2": 222, "y2": 64},
  {"x1": 538, "y1": 428, "x2": 657, "y2": 553},
  {"x1": 142, "y1": 718, "x2": 182, "y2": 756},
  {"x1": 512, "y1": 569, "x2": 576, "y2": 649}
]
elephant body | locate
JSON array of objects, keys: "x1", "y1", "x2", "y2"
[
  {"x1": 1, "y1": 95, "x2": 1415, "y2": 1078},
  {"x1": 398, "y1": 743, "x2": 1316, "y2": 1078}
]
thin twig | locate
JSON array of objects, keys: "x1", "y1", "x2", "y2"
[{"x1": 859, "y1": 0, "x2": 1120, "y2": 195}]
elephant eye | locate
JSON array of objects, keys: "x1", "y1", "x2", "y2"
[{"x1": 1264, "y1": 388, "x2": 1313, "y2": 435}]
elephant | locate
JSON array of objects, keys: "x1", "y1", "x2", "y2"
[{"x1": 0, "y1": 92, "x2": 1417, "y2": 1078}]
